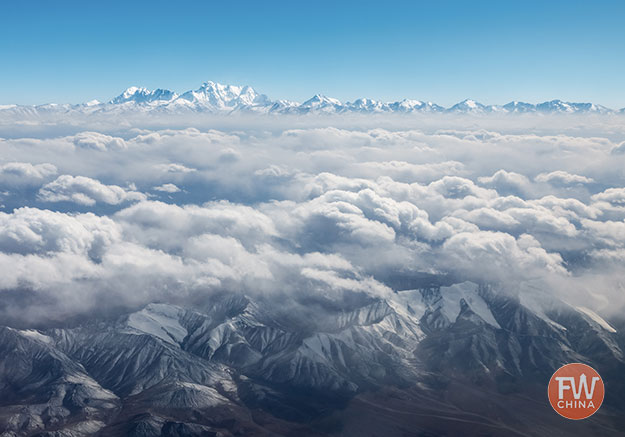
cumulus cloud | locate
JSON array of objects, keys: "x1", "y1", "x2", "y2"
[
  {"x1": 477, "y1": 169, "x2": 531, "y2": 195},
  {"x1": 437, "y1": 231, "x2": 566, "y2": 281},
  {"x1": 154, "y1": 163, "x2": 196, "y2": 173},
  {"x1": 0, "y1": 207, "x2": 120, "y2": 257},
  {"x1": 153, "y1": 183, "x2": 181, "y2": 193},
  {"x1": 351, "y1": 160, "x2": 464, "y2": 183},
  {"x1": 0, "y1": 162, "x2": 57, "y2": 186},
  {"x1": 72, "y1": 131, "x2": 127, "y2": 151},
  {"x1": 592, "y1": 187, "x2": 625, "y2": 205},
  {"x1": 535, "y1": 170, "x2": 595, "y2": 186},
  {"x1": 37, "y1": 175, "x2": 146, "y2": 206}
]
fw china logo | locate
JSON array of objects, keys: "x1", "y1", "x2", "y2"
[{"x1": 548, "y1": 363, "x2": 604, "y2": 420}]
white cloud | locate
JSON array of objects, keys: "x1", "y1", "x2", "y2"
[
  {"x1": 592, "y1": 187, "x2": 625, "y2": 205},
  {"x1": 0, "y1": 162, "x2": 57, "y2": 186},
  {"x1": 478, "y1": 169, "x2": 531, "y2": 195},
  {"x1": 153, "y1": 183, "x2": 181, "y2": 193},
  {"x1": 535, "y1": 170, "x2": 595, "y2": 185},
  {"x1": 581, "y1": 219, "x2": 625, "y2": 245},
  {"x1": 72, "y1": 131, "x2": 127, "y2": 151},
  {"x1": 38, "y1": 175, "x2": 146, "y2": 206},
  {"x1": 0, "y1": 114, "x2": 624, "y2": 322},
  {"x1": 154, "y1": 163, "x2": 196, "y2": 173},
  {"x1": 0, "y1": 207, "x2": 120, "y2": 256},
  {"x1": 352, "y1": 160, "x2": 464, "y2": 183},
  {"x1": 438, "y1": 231, "x2": 566, "y2": 281},
  {"x1": 429, "y1": 176, "x2": 497, "y2": 200},
  {"x1": 114, "y1": 200, "x2": 278, "y2": 253}
]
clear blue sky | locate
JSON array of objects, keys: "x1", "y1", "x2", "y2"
[{"x1": 1, "y1": 0, "x2": 624, "y2": 107}]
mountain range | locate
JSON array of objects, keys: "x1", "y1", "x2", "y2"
[
  {"x1": 1, "y1": 81, "x2": 623, "y2": 116},
  {"x1": 1, "y1": 280, "x2": 624, "y2": 436}
]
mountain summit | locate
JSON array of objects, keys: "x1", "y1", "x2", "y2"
[{"x1": 175, "y1": 81, "x2": 271, "y2": 111}]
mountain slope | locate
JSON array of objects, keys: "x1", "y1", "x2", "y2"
[{"x1": 0, "y1": 281, "x2": 624, "y2": 436}]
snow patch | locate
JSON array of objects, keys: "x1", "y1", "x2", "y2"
[
  {"x1": 439, "y1": 282, "x2": 501, "y2": 328},
  {"x1": 576, "y1": 306, "x2": 617, "y2": 333},
  {"x1": 126, "y1": 304, "x2": 188, "y2": 345},
  {"x1": 18, "y1": 329, "x2": 53, "y2": 344}
]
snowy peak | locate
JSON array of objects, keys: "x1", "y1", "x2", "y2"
[
  {"x1": 502, "y1": 100, "x2": 536, "y2": 113},
  {"x1": 125, "y1": 303, "x2": 188, "y2": 345},
  {"x1": 113, "y1": 86, "x2": 148, "y2": 102},
  {"x1": 343, "y1": 97, "x2": 387, "y2": 113},
  {"x1": 110, "y1": 87, "x2": 177, "y2": 104},
  {"x1": 301, "y1": 94, "x2": 342, "y2": 108},
  {"x1": 343, "y1": 98, "x2": 445, "y2": 113},
  {"x1": 448, "y1": 99, "x2": 497, "y2": 113},
  {"x1": 536, "y1": 99, "x2": 611, "y2": 113},
  {"x1": 446, "y1": 98, "x2": 614, "y2": 114},
  {"x1": 537, "y1": 99, "x2": 578, "y2": 113},
  {"x1": 177, "y1": 81, "x2": 271, "y2": 110},
  {"x1": 388, "y1": 99, "x2": 444, "y2": 113},
  {"x1": 452, "y1": 99, "x2": 483, "y2": 110}
]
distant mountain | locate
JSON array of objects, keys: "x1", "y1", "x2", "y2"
[
  {"x1": 536, "y1": 100, "x2": 612, "y2": 113},
  {"x1": 503, "y1": 101, "x2": 539, "y2": 113},
  {"x1": 388, "y1": 99, "x2": 445, "y2": 113},
  {"x1": 110, "y1": 87, "x2": 178, "y2": 105},
  {"x1": 448, "y1": 99, "x2": 500, "y2": 113},
  {"x1": 173, "y1": 81, "x2": 272, "y2": 112},
  {"x1": 0, "y1": 81, "x2": 623, "y2": 116},
  {"x1": 285, "y1": 94, "x2": 344, "y2": 114},
  {"x1": 1, "y1": 281, "x2": 624, "y2": 436}
]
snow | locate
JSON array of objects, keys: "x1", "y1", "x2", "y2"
[
  {"x1": 18, "y1": 329, "x2": 53, "y2": 344},
  {"x1": 576, "y1": 306, "x2": 617, "y2": 333},
  {"x1": 160, "y1": 382, "x2": 230, "y2": 408},
  {"x1": 126, "y1": 304, "x2": 188, "y2": 345},
  {"x1": 303, "y1": 334, "x2": 333, "y2": 359},
  {"x1": 64, "y1": 420, "x2": 106, "y2": 434},
  {"x1": 119, "y1": 87, "x2": 145, "y2": 100},
  {"x1": 302, "y1": 94, "x2": 342, "y2": 108},
  {"x1": 437, "y1": 282, "x2": 501, "y2": 328},
  {"x1": 518, "y1": 283, "x2": 568, "y2": 331},
  {"x1": 388, "y1": 289, "x2": 428, "y2": 321}
]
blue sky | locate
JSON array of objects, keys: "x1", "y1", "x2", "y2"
[{"x1": 1, "y1": 0, "x2": 624, "y2": 107}]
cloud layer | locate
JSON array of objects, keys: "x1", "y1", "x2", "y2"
[{"x1": 1, "y1": 114, "x2": 624, "y2": 325}]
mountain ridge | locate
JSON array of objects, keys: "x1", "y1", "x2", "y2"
[
  {"x1": 1, "y1": 81, "x2": 623, "y2": 115},
  {"x1": 1, "y1": 281, "x2": 624, "y2": 436}
]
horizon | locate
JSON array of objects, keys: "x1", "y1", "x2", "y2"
[{"x1": 1, "y1": 1, "x2": 624, "y2": 107}]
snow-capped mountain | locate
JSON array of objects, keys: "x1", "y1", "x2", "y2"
[
  {"x1": 447, "y1": 98, "x2": 496, "y2": 113},
  {"x1": 503, "y1": 100, "x2": 539, "y2": 113},
  {"x1": 1, "y1": 81, "x2": 623, "y2": 116},
  {"x1": 280, "y1": 94, "x2": 344, "y2": 114},
  {"x1": 535, "y1": 99, "x2": 612, "y2": 113},
  {"x1": 172, "y1": 81, "x2": 272, "y2": 112},
  {"x1": 110, "y1": 87, "x2": 178, "y2": 105},
  {"x1": 387, "y1": 99, "x2": 445, "y2": 113},
  {"x1": 1, "y1": 281, "x2": 623, "y2": 436}
]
